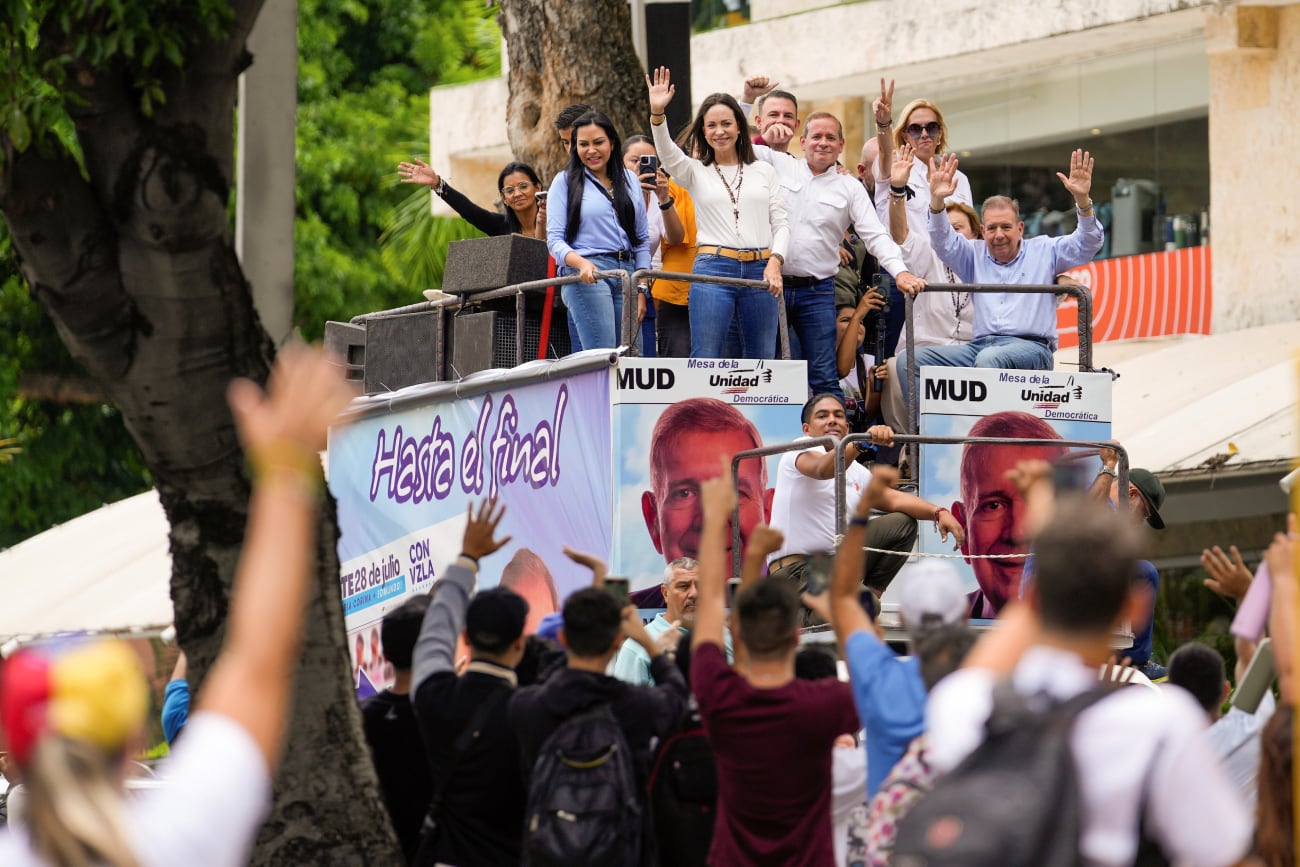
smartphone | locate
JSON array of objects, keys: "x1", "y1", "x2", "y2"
[
  {"x1": 535, "y1": 190, "x2": 548, "y2": 202},
  {"x1": 638, "y1": 154, "x2": 658, "y2": 176},
  {"x1": 605, "y1": 576, "x2": 630, "y2": 605},
  {"x1": 726, "y1": 577, "x2": 741, "y2": 606},
  {"x1": 1231, "y1": 637, "x2": 1274, "y2": 714}
]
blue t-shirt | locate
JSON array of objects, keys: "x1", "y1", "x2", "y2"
[
  {"x1": 161, "y1": 678, "x2": 191, "y2": 745},
  {"x1": 845, "y1": 630, "x2": 927, "y2": 797}
]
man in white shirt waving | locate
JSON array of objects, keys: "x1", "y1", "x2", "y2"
[{"x1": 755, "y1": 111, "x2": 925, "y2": 399}]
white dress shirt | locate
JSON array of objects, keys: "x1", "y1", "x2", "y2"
[
  {"x1": 652, "y1": 120, "x2": 789, "y2": 259},
  {"x1": 756, "y1": 147, "x2": 907, "y2": 280},
  {"x1": 1204, "y1": 690, "x2": 1275, "y2": 810},
  {"x1": 927, "y1": 645, "x2": 1253, "y2": 867},
  {"x1": 874, "y1": 155, "x2": 973, "y2": 241}
]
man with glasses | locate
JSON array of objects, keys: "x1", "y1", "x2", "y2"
[{"x1": 898, "y1": 148, "x2": 1103, "y2": 393}]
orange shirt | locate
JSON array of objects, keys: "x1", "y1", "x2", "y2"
[{"x1": 655, "y1": 179, "x2": 696, "y2": 307}]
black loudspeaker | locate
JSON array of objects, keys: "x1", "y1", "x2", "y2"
[
  {"x1": 441, "y1": 234, "x2": 550, "y2": 309},
  {"x1": 447, "y1": 310, "x2": 573, "y2": 379},
  {"x1": 362, "y1": 310, "x2": 443, "y2": 394},
  {"x1": 323, "y1": 321, "x2": 366, "y2": 384}
]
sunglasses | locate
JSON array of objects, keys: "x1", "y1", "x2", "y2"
[{"x1": 905, "y1": 122, "x2": 943, "y2": 139}]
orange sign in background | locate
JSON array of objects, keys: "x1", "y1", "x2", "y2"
[{"x1": 1057, "y1": 245, "x2": 1212, "y2": 349}]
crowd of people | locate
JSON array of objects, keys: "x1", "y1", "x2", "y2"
[
  {"x1": 0, "y1": 70, "x2": 1292, "y2": 867},
  {"x1": 400, "y1": 71, "x2": 1096, "y2": 420}
]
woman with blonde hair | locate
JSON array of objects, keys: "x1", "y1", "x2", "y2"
[{"x1": 0, "y1": 345, "x2": 357, "y2": 867}]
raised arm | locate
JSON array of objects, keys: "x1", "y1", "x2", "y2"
[
  {"x1": 410, "y1": 499, "x2": 511, "y2": 693},
  {"x1": 1266, "y1": 514, "x2": 1297, "y2": 703},
  {"x1": 887, "y1": 142, "x2": 915, "y2": 244},
  {"x1": 692, "y1": 458, "x2": 737, "y2": 651},
  {"x1": 927, "y1": 154, "x2": 976, "y2": 280},
  {"x1": 830, "y1": 467, "x2": 897, "y2": 645},
  {"x1": 836, "y1": 291, "x2": 884, "y2": 378},
  {"x1": 874, "y1": 79, "x2": 895, "y2": 200},
  {"x1": 398, "y1": 159, "x2": 507, "y2": 237},
  {"x1": 197, "y1": 345, "x2": 358, "y2": 770},
  {"x1": 647, "y1": 67, "x2": 695, "y2": 183},
  {"x1": 848, "y1": 175, "x2": 924, "y2": 294},
  {"x1": 1051, "y1": 148, "x2": 1104, "y2": 270},
  {"x1": 656, "y1": 171, "x2": 686, "y2": 246}
]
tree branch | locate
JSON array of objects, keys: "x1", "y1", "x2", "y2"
[{"x1": 16, "y1": 371, "x2": 110, "y2": 404}]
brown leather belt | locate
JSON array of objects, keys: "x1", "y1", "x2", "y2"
[{"x1": 697, "y1": 245, "x2": 771, "y2": 262}]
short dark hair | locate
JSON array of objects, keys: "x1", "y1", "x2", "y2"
[
  {"x1": 801, "y1": 393, "x2": 845, "y2": 425},
  {"x1": 381, "y1": 595, "x2": 431, "y2": 671},
  {"x1": 1033, "y1": 496, "x2": 1146, "y2": 635},
  {"x1": 757, "y1": 89, "x2": 799, "y2": 115},
  {"x1": 554, "y1": 103, "x2": 591, "y2": 131},
  {"x1": 735, "y1": 579, "x2": 799, "y2": 661},
  {"x1": 561, "y1": 587, "x2": 623, "y2": 657},
  {"x1": 794, "y1": 646, "x2": 838, "y2": 681},
  {"x1": 1168, "y1": 642, "x2": 1227, "y2": 713},
  {"x1": 914, "y1": 622, "x2": 976, "y2": 691}
]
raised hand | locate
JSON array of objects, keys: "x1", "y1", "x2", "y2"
[
  {"x1": 746, "y1": 524, "x2": 786, "y2": 560},
  {"x1": 855, "y1": 288, "x2": 885, "y2": 317},
  {"x1": 873, "y1": 77, "x2": 894, "y2": 128},
  {"x1": 1055, "y1": 148, "x2": 1094, "y2": 205},
  {"x1": 701, "y1": 457, "x2": 739, "y2": 522},
  {"x1": 928, "y1": 153, "x2": 959, "y2": 206},
  {"x1": 855, "y1": 464, "x2": 899, "y2": 516},
  {"x1": 763, "y1": 122, "x2": 795, "y2": 149},
  {"x1": 743, "y1": 74, "x2": 780, "y2": 104},
  {"x1": 891, "y1": 142, "x2": 915, "y2": 187},
  {"x1": 564, "y1": 545, "x2": 608, "y2": 587},
  {"x1": 228, "y1": 343, "x2": 357, "y2": 457},
  {"x1": 398, "y1": 158, "x2": 440, "y2": 188},
  {"x1": 646, "y1": 66, "x2": 676, "y2": 115},
  {"x1": 654, "y1": 168, "x2": 671, "y2": 202},
  {"x1": 1200, "y1": 544, "x2": 1253, "y2": 601},
  {"x1": 462, "y1": 498, "x2": 511, "y2": 560}
]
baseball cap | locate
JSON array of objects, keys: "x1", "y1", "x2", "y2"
[
  {"x1": 465, "y1": 587, "x2": 529, "y2": 653},
  {"x1": 899, "y1": 561, "x2": 967, "y2": 629},
  {"x1": 1129, "y1": 468, "x2": 1166, "y2": 530}
]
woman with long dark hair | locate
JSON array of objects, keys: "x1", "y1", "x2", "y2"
[
  {"x1": 646, "y1": 67, "x2": 788, "y2": 359},
  {"x1": 398, "y1": 158, "x2": 547, "y2": 240},
  {"x1": 545, "y1": 110, "x2": 650, "y2": 350}
]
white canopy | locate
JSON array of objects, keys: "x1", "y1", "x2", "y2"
[{"x1": 0, "y1": 488, "x2": 172, "y2": 645}]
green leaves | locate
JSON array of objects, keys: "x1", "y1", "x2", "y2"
[{"x1": 7, "y1": 105, "x2": 31, "y2": 151}]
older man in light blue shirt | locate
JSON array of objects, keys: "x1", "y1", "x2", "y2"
[
  {"x1": 612, "y1": 557, "x2": 732, "y2": 684},
  {"x1": 899, "y1": 149, "x2": 1103, "y2": 399}
]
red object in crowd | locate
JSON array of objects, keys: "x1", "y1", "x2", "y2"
[{"x1": 538, "y1": 256, "x2": 556, "y2": 360}]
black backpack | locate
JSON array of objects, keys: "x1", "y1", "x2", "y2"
[
  {"x1": 647, "y1": 724, "x2": 717, "y2": 867},
  {"x1": 524, "y1": 703, "x2": 642, "y2": 867},
  {"x1": 892, "y1": 683, "x2": 1116, "y2": 867}
]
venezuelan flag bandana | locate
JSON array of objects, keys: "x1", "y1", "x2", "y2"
[{"x1": 0, "y1": 640, "x2": 149, "y2": 766}]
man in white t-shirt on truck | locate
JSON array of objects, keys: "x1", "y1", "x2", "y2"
[{"x1": 766, "y1": 394, "x2": 964, "y2": 625}]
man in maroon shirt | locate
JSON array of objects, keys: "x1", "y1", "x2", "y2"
[{"x1": 690, "y1": 460, "x2": 861, "y2": 866}]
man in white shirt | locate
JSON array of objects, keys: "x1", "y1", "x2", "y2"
[
  {"x1": 756, "y1": 113, "x2": 925, "y2": 399},
  {"x1": 766, "y1": 394, "x2": 963, "y2": 624},
  {"x1": 926, "y1": 496, "x2": 1253, "y2": 867},
  {"x1": 1167, "y1": 639, "x2": 1275, "y2": 810}
]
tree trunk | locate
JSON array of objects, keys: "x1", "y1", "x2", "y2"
[
  {"x1": 497, "y1": 0, "x2": 651, "y2": 182},
  {"x1": 0, "y1": 2, "x2": 401, "y2": 863}
]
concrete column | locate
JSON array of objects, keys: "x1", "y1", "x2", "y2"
[
  {"x1": 1206, "y1": 4, "x2": 1300, "y2": 333},
  {"x1": 236, "y1": 0, "x2": 298, "y2": 345}
]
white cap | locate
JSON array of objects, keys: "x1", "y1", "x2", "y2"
[{"x1": 899, "y1": 561, "x2": 967, "y2": 628}]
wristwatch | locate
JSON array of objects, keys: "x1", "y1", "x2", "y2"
[{"x1": 1096, "y1": 466, "x2": 1117, "y2": 478}]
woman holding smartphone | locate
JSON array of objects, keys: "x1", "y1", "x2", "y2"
[
  {"x1": 546, "y1": 110, "x2": 651, "y2": 350},
  {"x1": 398, "y1": 158, "x2": 547, "y2": 240},
  {"x1": 646, "y1": 67, "x2": 788, "y2": 359}
]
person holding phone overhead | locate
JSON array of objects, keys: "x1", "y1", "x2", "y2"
[
  {"x1": 646, "y1": 67, "x2": 788, "y2": 360},
  {"x1": 545, "y1": 111, "x2": 651, "y2": 350}
]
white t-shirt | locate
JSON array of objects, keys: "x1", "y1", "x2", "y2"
[
  {"x1": 768, "y1": 438, "x2": 871, "y2": 561},
  {"x1": 927, "y1": 646, "x2": 1253, "y2": 867},
  {"x1": 645, "y1": 196, "x2": 665, "y2": 269},
  {"x1": 0, "y1": 713, "x2": 272, "y2": 867}
]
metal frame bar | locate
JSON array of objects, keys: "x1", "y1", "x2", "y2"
[
  {"x1": 630, "y1": 269, "x2": 792, "y2": 360},
  {"x1": 728, "y1": 437, "x2": 836, "y2": 578},
  {"x1": 831, "y1": 433, "x2": 1129, "y2": 539},
  {"x1": 903, "y1": 282, "x2": 1095, "y2": 437}
]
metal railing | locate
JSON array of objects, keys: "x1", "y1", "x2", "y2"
[
  {"x1": 728, "y1": 437, "x2": 836, "y2": 578},
  {"x1": 903, "y1": 282, "x2": 1095, "y2": 436},
  {"x1": 627, "y1": 269, "x2": 791, "y2": 360},
  {"x1": 832, "y1": 432, "x2": 1130, "y2": 538}
]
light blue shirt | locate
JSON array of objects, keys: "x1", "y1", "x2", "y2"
[
  {"x1": 610, "y1": 613, "x2": 733, "y2": 685},
  {"x1": 845, "y1": 629, "x2": 927, "y2": 798},
  {"x1": 928, "y1": 209, "x2": 1103, "y2": 347},
  {"x1": 547, "y1": 166, "x2": 651, "y2": 272}
]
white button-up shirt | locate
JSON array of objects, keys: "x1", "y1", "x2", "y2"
[
  {"x1": 758, "y1": 148, "x2": 908, "y2": 280},
  {"x1": 874, "y1": 155, "x2": 974, "y2": 241},
  {"x1": 927, "y1": 645, "x2": 1253, "y2": 867}
]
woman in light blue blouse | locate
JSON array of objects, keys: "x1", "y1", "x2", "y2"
[{"x1": 546, "y1": 110, "x2": 650, "y2": 350}]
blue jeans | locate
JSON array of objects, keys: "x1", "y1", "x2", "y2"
[
  {"x1": 689, "y1": 254, "x2": 776, "y2": 359},
  {"x1": 784, "y1": 277, "x2": 840, "y2": 398},
  {"x1": 898, "y1": 335, "x2": 1055, "y2": 401},
  {"x1": 558, "y1": 253, "x2": 626, "y2": 350}
]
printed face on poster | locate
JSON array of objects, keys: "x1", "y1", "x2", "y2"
[
  {"x1": 328, "y1": 368, "x2": 613, "y2": 693},
  {"x1": 611, "y1": 357, "x2": 807, "y2": 590},
  {"x1": 910, "y1": 367, "x2": 1113, "y2": 619}
]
